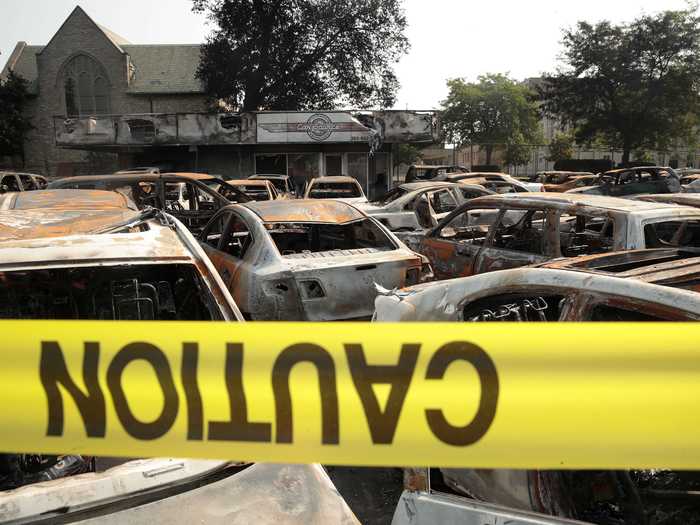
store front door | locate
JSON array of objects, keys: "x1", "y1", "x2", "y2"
[{"x1": 325, "y1": 154, "x2": 343, "y2": 176}]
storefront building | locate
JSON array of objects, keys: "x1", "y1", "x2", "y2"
[{"x1": 54, "y1": 109, "x2": 439, "y2": 199}]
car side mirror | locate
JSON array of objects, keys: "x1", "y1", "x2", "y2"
[{"x1": 0, "y1": 185, "x2": 8, "y2": 193}]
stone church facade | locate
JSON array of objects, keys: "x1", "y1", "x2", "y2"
[{"x1": 0, "y1": 6, "x2": 207, "y2": 177}]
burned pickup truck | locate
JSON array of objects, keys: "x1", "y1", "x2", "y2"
[
  {"x1": 418, "y1": 193, "x2": 700, "y2": 280},
  {"x1": 375, "y1": 252, "x2": 700, "y2": 524},
  {"x1": 199, "y1": 199, "x2": 430, "y2": 320}
]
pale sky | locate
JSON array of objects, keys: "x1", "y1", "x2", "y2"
[{"x1": 0, "y1": 0, "x2": 692, "y2": 109}]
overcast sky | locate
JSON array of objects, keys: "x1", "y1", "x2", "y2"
[{"x1": 0, "y1": 0, "x2": 692, "y2": 109}]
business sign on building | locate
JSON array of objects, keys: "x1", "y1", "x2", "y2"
[{"x1": 257, "y1": 112, "x2": 372, "y2": 144}]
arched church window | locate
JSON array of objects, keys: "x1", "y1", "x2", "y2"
[{"x1": 61, "y1": 54, "x2": 111, "y2": 117}]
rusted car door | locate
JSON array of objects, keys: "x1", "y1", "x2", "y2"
[
  {"x1": 419, "y1": 207, "x2": 498, "y2": 279},
  {"x1": 200, "y1": 211, "x2": 254, "y2": 313},
  {"x1": 474, "y1": 209, "x2": 554, "y2": 274}
]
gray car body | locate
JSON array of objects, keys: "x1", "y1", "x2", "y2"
[{"x1": 199, "y1": 200, "x2": 425, "y2": 321}]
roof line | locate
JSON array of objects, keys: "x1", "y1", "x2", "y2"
[
  {"x1": 0, "y1": 42, "x2": 27, "y2": 79},
  {"x1": 39, "y1": 6, "x2": 127, "y2": 56}
]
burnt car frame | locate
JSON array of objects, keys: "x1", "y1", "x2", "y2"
[
  {"x1": 0, "y1": 171, "x2": 48, "y2": 193},
  {"x1": 446, "y1": 172, "x2": 542, "y2": 192},
  {"x1": 248, "y1": 174, "x2": 295, "y2": 197},
  {"x1": 375, "y1": 259, "x2": 700, "y2": 524},
  {"x1": 568, "y1": 166, "x2": 678, "y2": 196},
  {"x1": 226, "y1": 178, "x2": 280, "y2": 201},
  {"x1": 48, "y1": 172, "x2": 251, "y2": 232},
  {"x1": 361, "y1": 182, "x2": 492, "y2": 230},
  {"x1": 198, "y1": 199, "x2": 428, "y2": 320},
  {"x1": 303, "y1": 175, "x2": 368, "y2": 204},
  {"x1": 418, "y1": 193, "x2": 700, "y2": 280}
]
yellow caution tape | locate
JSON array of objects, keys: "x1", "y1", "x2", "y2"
[{"x1": 1, "y1": 321, "x2": 697, "y2": 469}]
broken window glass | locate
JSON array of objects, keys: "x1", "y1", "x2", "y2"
[
  {"x1": 491, "y1": 210, "x2": 546, "y2": 255},
  {"x1": 308, "y1": 182, "x2": 363, "y2": 199},
  {"x1": 267, "y1": 219, "x2": 395, "y2": 256},
  {"x1": 221, "y1": 215, "x2": 253, "y2": 259},
  {"x1": 18, "y1": 175, "x2": 37, "y2": 191},
  {"x1": 0, "y1": 264, "x2": 220, "y2": 320},
  {"x1": 437, "y1": 208, "x2": 494, "y2": 246},
  {"x1": 429, "y1": 189, "x2": 457, "y2": 214},
  {"x1": 644, "y1": 220, "x2": 700, "y2": 248},
  {"x1": 463, "y1": 293, "x2": 565, "y2": 322},
  {"x1": 559, "y1": 214, "x2": 615, "y2": 256},
  {"x1": 1, "y1": 175, "x2": 20, "y2": 192}
]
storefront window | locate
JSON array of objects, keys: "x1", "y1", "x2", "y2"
[
  {"x1": 289, "y1": 154, "x2": 320, "y2": 195},
  {"x1": 255, "y1": 154, "x2": 287, "y2": 175},
  {"x1": 369, "y1": 153, "x2": 390, "y2": 201},
  {"x1": 347, "y1": 153, "x2": 368, "y2": 196}
]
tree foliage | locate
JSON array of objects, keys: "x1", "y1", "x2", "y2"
[
  {"x1": 546, "y1": 132, "x2": 575, "y2": 162},
  {"x1": 504, "y1": 139, "x2": 531, "y2": 167},
  {"x1": 193, "y1": 0, "x2": 409, "y2": 111},
  {"x1": 541, "y1": 8, "x2": 700, "y2": 164},
  {"x1": 0, "y1": 72, "x2": 32, "y2": 160},
  {"x1": 441, "y1": 74, "x2": 541, "y2": 165}
]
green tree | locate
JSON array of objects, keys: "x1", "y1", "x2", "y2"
[
  {"x1": 546, "y1": 132, "x2": 575, "y2": 163},
  {"x1": 541, "y1": 8, "x2": 700, "y2": 165},
  {"x1": 193, "y1": 0, "x2": 409, "y2": 111},
  {"x1": 0, "y1": 72, "x2": 32, "y2": 163},
  {"x1": 504, "y1": 139, "x2": 531, "y2": 167},
  {"x1": 441, "y1": 74, "x2": 541, "y2": 165}
]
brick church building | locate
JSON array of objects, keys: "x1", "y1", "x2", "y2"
[{"x1": 1, "y1": 6, "x2": 207, "y2": 177}]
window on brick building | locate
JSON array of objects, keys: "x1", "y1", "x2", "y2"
[{"x1": 62, "y1": 54, "x2": 111, "y2": 116}]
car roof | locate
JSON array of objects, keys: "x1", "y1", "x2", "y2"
[
  {"x1": 387, "y1": 266, "x2": 700, "y2": 319},
  {"x1": 538, "y1": 248, "x2": 700, "y2": 285},
  {"x1": 399, "y1": 181, "x2": 459, "y2": 191},
  {"x1": 162, "y1": 172, "x2": 215, "y2": 180},
  {"x1": 465, "y1": 192, "x2": 689, "y2": 213},
  {"x1": 50, "y1": 173, "x2": 216, "y2": 185},
  {"x1": 239, "y1": 199, "x2": 365, "y2": 224},
  {"x1": 228, "y1": 179, "x2": 270, "y2": 186},
  {"x1": 0, "y1": 214, "x2": 194, "y2": 266},
  {"x1": 635, "y1": 193, "x2": 700, "y2": 207},
  {"x1": 603, "y1": 166, "x2": 670, "y2": 174},
  {"x1": 249, "y1": 174, "x2": 290, "y2": 180},
  {"x1": 310, "y1": 176, "x2": 360, "y2": 184},
  {"x1": 0, "y1": 209, "x2": 141, "y2": 241},
  {"x1": 0, "y1": 189, "x2": 135, "y2": 210}
]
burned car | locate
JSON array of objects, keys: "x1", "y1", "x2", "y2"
[
  {"x1": 537, "y1": 171, "x2": 597, "y2": 192},
  {"x1": 0, "y1": 461, "x2": 358, "y2": 524},
  {"x1": 404, "y1": 164, "x2": 469, "y2": 183},
  {"x1": 226, "y1": 178, "x2": 280, "y2": 201},
  {"x1": 376, "y1": 258, "x2": 700, "y2": 525},
  {"x1": 304, "y1": 175, "x2": 368, "y2": 204},
  {"x1": 635, "y1": 192, "x2": 700, "y2": 209},
  {"x1": 0, "y1": 171, "x2": 48, "y2": 193},
  {"x1": 0, "y1": 206, "x2": 359, "y2": 523},
  {"x1": 446, "y1": 172, "x2": 542, "y2": 192},
  {"x1": 360, "y1": 181, "x2": 492, "y2": 232},
  {"x1": 249, "y1": 174, "x2": 295, "y2": 197},
  {"x1": 199, "y1": 199, "x2": 429, "y2": 320},
  {"x1": 0, "y1": 201, "x2": 240, "y2": 491},
  {"x1": 48, "y1": 172, "x2": 251, "y2": 233},
  {"x1": 418, "y1": 193, "x2": 700, "y2": 280},
  {"x1": 568, "y1": 166, "x2": 679, "y2": 196}
]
